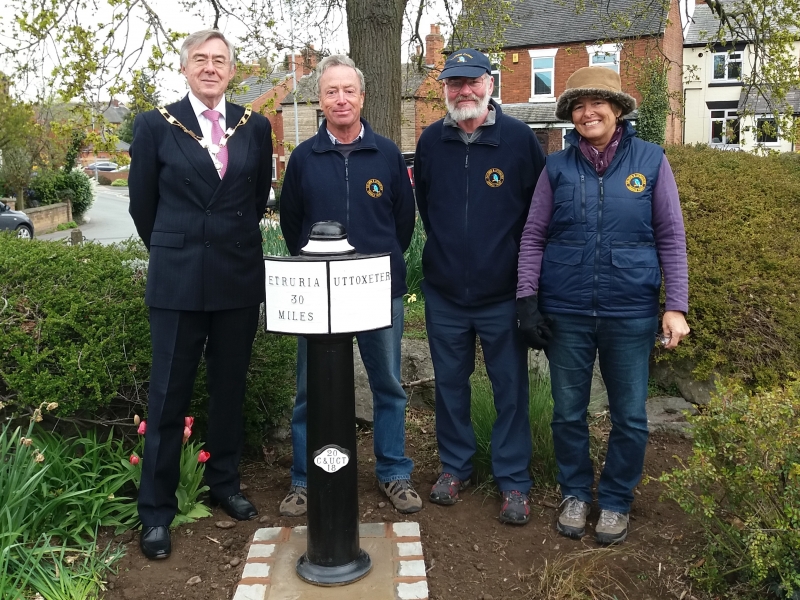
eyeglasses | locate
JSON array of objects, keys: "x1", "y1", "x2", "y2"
[
  {"x1": 444, "y1": 77, "x2": 486, "y2": 91},
  {"x1": 190, "y1": 55, "x2": 230, "y2": 69}
]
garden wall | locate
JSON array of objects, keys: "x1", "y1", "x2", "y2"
[{"x1": 4, "y1": 201, "x2": 72, "y2": 233}]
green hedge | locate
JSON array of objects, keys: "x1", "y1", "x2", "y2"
[
  {"x1": 661, "y1": 145, "x2": 800, "y2": 387},
  {"x1": 0, "y1": 236, "x2": 295, "y2": 447},
  {"x1": 28, "y1": 169, "x2": 94, "y2": 217}
]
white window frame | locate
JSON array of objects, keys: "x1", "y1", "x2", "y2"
[
  {"x1": 271, "y1": 156, "x2": 278, "y2": 181},
  {"x1": 485, "y1": 52, "x2": 503, "y2": 103},
  {"x1": 712, "y1": 51, "x2": 742, "y2": 81},
  {"x1": 586, "y1": 43, "x2": 621, "y2": 73},
  {"x1": 755, "y1": 115, "x2": 780, "y2": 146},
  {"x1": 709, "y1": 109, "x2": 740, "y2": 147},
  {"x1": 528, "y1": 48, "x2": 558, "y2": 103}
]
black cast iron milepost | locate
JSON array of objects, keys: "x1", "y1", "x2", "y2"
[{"x1": 263, "y1": 221, "x2": 393, "y2": 586}]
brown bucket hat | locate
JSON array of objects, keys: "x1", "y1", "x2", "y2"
[{"x1": 555, "y1": 66, "x2": 637, "y2": 121}]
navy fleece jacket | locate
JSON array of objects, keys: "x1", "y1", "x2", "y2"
[
  {"x1": 280, "y1": 119, "x2": 415, "y2": 299},
  {"x1": 414, "y1": 100, "x2": 546, "y2": 306}
]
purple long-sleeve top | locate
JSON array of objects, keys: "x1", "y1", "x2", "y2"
[{"x1": 517, "y1": 139, "x2": 689, "y2": 314}]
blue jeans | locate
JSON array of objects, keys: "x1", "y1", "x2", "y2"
[
  {"x1": 291, "y1": 296, "x2": 413, "y2": 486},
  {"x1": 423, "y1": 282, "x2": 532, "y2": 493},
  {"x1": 544, "y1": 313, "x2": 657, "y2": 514}
]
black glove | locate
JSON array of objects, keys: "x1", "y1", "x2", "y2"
[{"x1": 516, "y1": 295, "x2": 553, "y2": 350}]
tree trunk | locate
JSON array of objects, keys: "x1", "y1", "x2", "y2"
[{"x1": 346, "y1": 0, "x2": 407, "y2": 146}]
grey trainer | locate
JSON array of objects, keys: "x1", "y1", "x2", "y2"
[
  {"x1": 557, "y1": 496, "x2": 591, "y2": 539},
  {"x1": 279, "y1": 485, "x2": 308, "y2": 517},
  {"x1": 595, "y1": 509, "x2": 629, "y2": 544},
  {"x1": 380, "y1": 479, "x2": 423, "y2": 514}
]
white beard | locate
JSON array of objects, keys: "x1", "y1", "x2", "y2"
[{"x1": 446, "y1": 92, "x2": 491, "y2": 122}]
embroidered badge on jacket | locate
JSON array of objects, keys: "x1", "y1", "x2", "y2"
[
  {"x1": 485, "y1": 168, "x2": 504, "y2": 188},
  {"x1": 625, "y1": 173, "x2": 647, "y2": 192},
  {"x1": 366, "y1": 179, "x2": 384, "y2": 198}
]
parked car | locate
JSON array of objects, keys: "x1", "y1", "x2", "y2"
[
  {"x1": 0, "y1": 201, "x2": 34, "y2": 239},
  {"x1": 84, "y1": 161, "x2": 119, "y2": 173},
  {"x1": 111, "y1": 164, "x2": 130, "y2": 172}
]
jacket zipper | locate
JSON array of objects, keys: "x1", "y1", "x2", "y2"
[
  {"x1": 464, "y1": 145, "x2": 470, "y2": 300},
  {"x1": 580, "y1": 174, "x2": 586, "y2": 223},
  {"x1": 591, "y1": 176, "x2": 605, "y2": 316},
  {"x1": 344, "y1": 156, "x2": 350, "y2": 233}
]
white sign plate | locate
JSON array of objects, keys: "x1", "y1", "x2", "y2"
[
  {"x1": 329, "y1": 256, "x2": 392, "y2": 334},
  {"x1": 264, "y1": 259, "x2": 329, "y2": 334},
  {"x1": 313, "y1": 446, "x2": 350, "y2": 473}
]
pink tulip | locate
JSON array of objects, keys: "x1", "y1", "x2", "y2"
[
  {"x1": 183, "y1": 425, "x2": 192, "y2": 439},
  {"x1": 137, "y1": 421, "x2": 146, "y2": 435},
  {"x1": 184, "y1": 416, "x2": 194, "y2": 428},
  {"x1": 198, "y1": 449, "x2": 211, "y2": 463},
  {"x1": 129, "y1": 454, "x2": 140, "y2": 465}
]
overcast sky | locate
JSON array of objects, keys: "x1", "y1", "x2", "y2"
[{"x1": 0, "y1": 0, "x2": 451, "y2": 102}]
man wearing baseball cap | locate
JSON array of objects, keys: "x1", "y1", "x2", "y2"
[{"x1": 414, "y1": 49, "x2": 546, "y2": 524}]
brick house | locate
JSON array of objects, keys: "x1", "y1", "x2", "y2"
[
  {"x1": 228, "y1": 50, "x2": 319, "y2": 183},
  {"x1": 442, "y1": 0, "x2": 689, "y2": 153}
]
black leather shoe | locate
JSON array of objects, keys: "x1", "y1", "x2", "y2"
[
  {"x1": 140, "y1": 526, "x2": 171, "y2": 560},
  {"x1": 211, "y1": 492, "x2": 258, "y2": 521}
]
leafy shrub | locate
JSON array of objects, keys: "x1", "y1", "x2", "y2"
[
  {"x1": 60, "y1": 170, "x2": 94, "y2": 217},
  {"x1": 405, "y1": 216, "x2": 426, "y2": 299},
  {"x1": 111, "y1": 178, "x2": 128, "y2": 187},
  {"x1": 663, "y1": 145, "x2": 800, "y2": 387},
  {"x1": 0, "y1": 237, "x2": 295, "y2": 446},
  {"x1": 26, "y1": 168, "x2": 94, "y2": 217},
  {"x1": 658, "y1": 379, "x2": 800, "y2": 597},
  {"x1": 97, "y1": 174, "x2": 112, "y2": 186}
]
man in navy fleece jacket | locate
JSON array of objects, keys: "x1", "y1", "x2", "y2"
[
  {"x1": 279, "y1": 54, "x2": 420, "y2": 517},
  {"x1": 414, "y1": 48, "x2": 546, "y2": 525}
]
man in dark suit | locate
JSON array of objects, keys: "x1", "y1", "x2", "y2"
[{"x1": 129, "y1": 29, "x2": 273, "y2": 560}]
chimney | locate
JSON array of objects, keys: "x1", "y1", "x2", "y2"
[
  {"x1": 425, "y1": 24, "x2": 445, "y2": 67},
  {"x1": 303, "y1": 45, "x2": 318, "y2": 74},
  {"x1": 111, "y1": 98, "x2": 119, "y2": 107}
]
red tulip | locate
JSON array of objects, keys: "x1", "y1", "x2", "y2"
[
  {"x1": 197, "y1": 449, "x2": 211, "y2": 463},
  {"x1": 129, "y1": 454, "x2": 140, "y2": 465},
  {"x1": 184, "y1": 416, "x2": 194, "y2": 428},
  {"x1": 137, "y1": 421, "x2": 147, "y2": 435}
]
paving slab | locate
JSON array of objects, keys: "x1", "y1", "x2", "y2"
[{"x1": 233, "y1": 522, "x2": 428, "y2": 600}]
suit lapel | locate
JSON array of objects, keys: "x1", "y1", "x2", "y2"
[
  {"x1": 169, "y1": 97, "x2": 221, "y2": 192},
  {"x1": 207, "y1": 102, "x2": 251, "y2": 208}
]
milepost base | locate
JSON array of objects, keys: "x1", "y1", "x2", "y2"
[{"x1": 295, "y1": 549, "x2": 372, "y2": 587}]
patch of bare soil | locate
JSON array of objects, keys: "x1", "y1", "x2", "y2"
[{"x1": 104, "y1": 409, "x2": 703, "y2": 600}]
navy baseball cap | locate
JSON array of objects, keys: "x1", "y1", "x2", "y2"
[{"x1": 437, "y1": 48, "x2": 492, "y2": 80}]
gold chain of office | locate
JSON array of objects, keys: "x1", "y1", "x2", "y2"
[{"x1": 157, "y1": 106, "x2": 252, "y2": 169}]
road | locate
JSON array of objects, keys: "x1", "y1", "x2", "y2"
[{"x1": 37, "y1": 186, "x2": 139, "y2": 245}]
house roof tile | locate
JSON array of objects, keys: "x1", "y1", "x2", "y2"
[
  {"x1": 684, "y1": 0, "x2": 740, "y2": 46},
  {"x1": 228, "y1": 71, "x2": 292, "y2": 105},
  {"x1": 470, "y1": 0, "x2": 670, "y2": 49}
]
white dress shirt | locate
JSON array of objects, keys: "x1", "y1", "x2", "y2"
[{"x1": 187, "y1": 92, "x2": 227, "y2": 172}]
